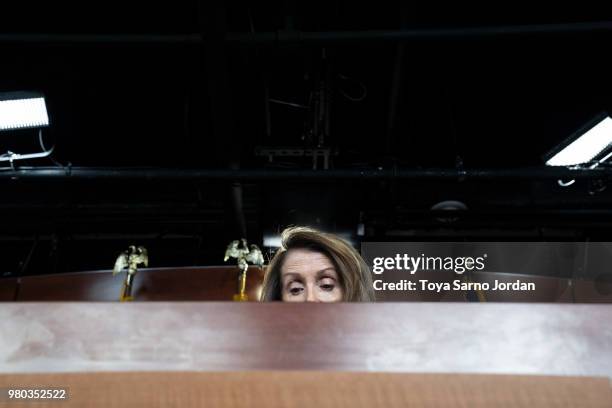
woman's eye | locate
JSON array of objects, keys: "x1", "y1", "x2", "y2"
[
  {"x1": 320, "y1": 284, "x2": 335, "y2": 291},
  {"x1": 289, "y1": 286, "x2": 304, "y2": 295}
]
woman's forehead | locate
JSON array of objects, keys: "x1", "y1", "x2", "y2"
[{"x1": 281, "y1": 248, "x2": 336, "y2": 275}]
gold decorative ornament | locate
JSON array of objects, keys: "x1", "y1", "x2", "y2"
[
  {"x1": 224, "y1": 239, "x2": 264, "y2": 301},
  {"x1": 113, "y1": 245, "x2": 149, "y2": 302}
]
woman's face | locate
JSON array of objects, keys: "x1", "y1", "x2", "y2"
[{"x1": 280, "y1": 248, "x2": 344, "y2": 302}]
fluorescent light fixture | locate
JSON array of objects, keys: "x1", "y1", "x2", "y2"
[
  {"x1": 545, "y1": 113, "x2": 612, "y2": 166},
  {"x1": 263, "y1": 231, "x2": 355, "y2": 248},
  {"x1": 0, "y1": 91, "x2": 49, "y2": 131},
  {"x1": 0, "y1": 91, "x2": 53, "y2": 164},
  {"x1": 263, "y1": 234, "x2": 282, "y2": 248}
]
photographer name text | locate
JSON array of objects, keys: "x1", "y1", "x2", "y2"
[{"x1": 373, "y1": 279, "x2": 535, "y2": 292}]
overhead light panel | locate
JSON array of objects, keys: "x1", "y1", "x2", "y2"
[
  {"x1": 263, "y1": 231, "x2": 356, "y2": 249},
  {"x1": 545, "y1": 113, "x2": 612, "y2": 166},
  {"x1": 263, "y1": 234, "x2": 282, "y2": 248},
  {"x1": 0, "y1": 91, "x2": 54, "y2": 165},
  {"x1": 0, "y1": 91, "x2": 49, "y2": 132}
]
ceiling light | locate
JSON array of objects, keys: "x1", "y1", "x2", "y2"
[
  {"x1": 545, "y1": 113, "x2": 612, "y2": 166},
  {"x1": 0, "y1": 91, "x2": 49, "y2": 131}
]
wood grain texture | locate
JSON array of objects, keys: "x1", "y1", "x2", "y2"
[
  {"x1": 0, "y1": 302, "x2": 611, "y2": 378},
  {"x1": 13, "y1": 267, "x2": 264, "y2": 301},
  {"x1": 0, "y1": 371, "x2": 610, "y2": 408},
  {"x1": 0, "y1": 279, "x2": 16, "y2": 301}
]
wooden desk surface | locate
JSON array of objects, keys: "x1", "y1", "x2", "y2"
[
  {"x1": 1, "y1": 302, "x2": 611, "y2": 378},
  {"x1": 0, "y1": 371, "x2": 610, "y2": 408}
]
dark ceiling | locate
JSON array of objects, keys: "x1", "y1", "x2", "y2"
[{"x1": 1, "y1": 2, "x2": 612, "y2": 276}]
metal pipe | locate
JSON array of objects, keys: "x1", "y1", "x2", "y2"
[
  {"x1": 0, "y1": 34, "x2": 201, "y2": 45},
  {"x1": 0, "y1": 21, "x2": 611, "y2": 45},
  {"x1": 226, "y1": 22, "x2": 612, "y2": 45},
  {"x1": 0, "y1": 167, "x2": 611, "y2": 181},
  {"x1": 1, "y1": 207, "x2": 612, "y2": 217}
]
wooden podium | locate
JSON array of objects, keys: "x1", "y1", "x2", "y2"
[{"x1": 0, "y1": 303, "x2": 611, "y2": 406}]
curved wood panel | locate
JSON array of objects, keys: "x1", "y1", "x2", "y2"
[
  {"x1": 0, "y1": 278, "x2": 17, "y2": 301},
  {"x1": 15, "y1": 267, "x2": 264, "y2": 301}
]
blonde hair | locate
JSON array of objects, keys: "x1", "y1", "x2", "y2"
[{"x1": 260, "y1": 226, "x2": 375, "y2": 301}]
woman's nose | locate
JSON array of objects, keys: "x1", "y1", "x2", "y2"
[{"x1": 305, "y1": 288, "x2": 318, "y2": 302}]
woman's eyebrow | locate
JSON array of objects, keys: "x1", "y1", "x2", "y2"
[
  {"x1": 316, "y1": 267, "x2": 336, "y2": 277},
  {"x1": 281, "y1": 272, "x2": 302, "y2": 280}
]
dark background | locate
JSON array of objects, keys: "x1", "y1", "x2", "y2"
[{"x1": 1, "y1": 1, "x2": 612, "y2": 277}]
